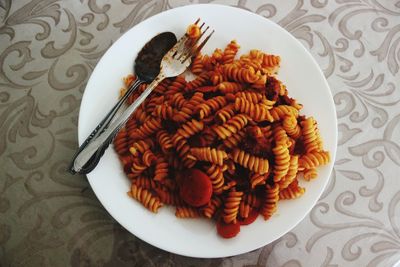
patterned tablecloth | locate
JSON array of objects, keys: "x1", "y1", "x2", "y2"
[{"x1": 1, "y1": 0, "x2": 400, "y2": 266}]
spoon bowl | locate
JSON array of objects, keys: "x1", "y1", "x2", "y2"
[{"x1": 135, "y1": 32, "x2": 177, "y2": 82}]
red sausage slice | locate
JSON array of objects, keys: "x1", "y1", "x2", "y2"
[
  {"x1": 217, "y1": 219, "x2": 240, "y2": 238},
  {"x1": 179, "y1": 169, "x2": 212, "y2": 207}
]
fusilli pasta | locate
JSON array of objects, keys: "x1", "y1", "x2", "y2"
[{"x1": 114, "y1": 36, "x2": 331, "y2": 239}]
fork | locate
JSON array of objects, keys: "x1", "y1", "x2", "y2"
[{"x1": 69, "y1": 20, "x2": 214, "y2": 174}]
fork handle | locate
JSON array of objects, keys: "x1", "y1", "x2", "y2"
[
  {"x1": 70, "y1": 73, "x2": 165, "y2": 174},
  {"x1": 68, "y1": 78, "x2": 143, "y2": 174}
]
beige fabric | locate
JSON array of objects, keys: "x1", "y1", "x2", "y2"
[{"x1": 1, "y1": 0, "x2": 400, "y2": 266}]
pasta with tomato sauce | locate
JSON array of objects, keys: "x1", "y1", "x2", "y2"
[{"x1": 113, "y1": 24, "x2": 330, "y2": 238}]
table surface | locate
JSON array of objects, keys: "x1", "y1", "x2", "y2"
[{"x1": 1, "y1": 1, "x2": 400, "y2": 266}]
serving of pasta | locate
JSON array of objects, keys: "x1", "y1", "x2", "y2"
[{"x1": 113, "y1": 25, "x2": 330, "y2": 238}]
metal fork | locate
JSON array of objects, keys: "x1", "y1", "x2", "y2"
[{"x1": 69, "y1": 20, "x2": 214, "y2": 174}]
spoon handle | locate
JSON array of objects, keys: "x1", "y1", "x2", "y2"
[
  {"x1": 68, "y1": 78, "x2": 143, "y2": 174},
  {"x1": 69, "y1": 73, "x2": 165, "y2": 174}
]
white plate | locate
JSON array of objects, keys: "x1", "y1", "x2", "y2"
[{"x1": 79, "y1": 4, "x2": 337, "y2": 258}]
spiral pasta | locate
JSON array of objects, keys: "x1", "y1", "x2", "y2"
[
  {"x1": 211, "y1": 48, "x2": 224, "y2": 64},
  {"x1": 152, "y1": 78, "x2": 171, "y2": 95},
  {"x1": 262, "y1": 54, "x2": 281, "y2": 74},
  {"x1": 196, "y1": 96, "x2": 228, "y2": 119},
  {"x1": 186, "y1": 72, "x2": 210, "y2": 91},
  {"x1": 300, "y1": 117, "x2": 321, "y2": 153},
  {"x1": 210, "y1": 71, "x2": 225, "y2": 85},
  {"x1": 114, "y1": 37, "x2": 330, "y2": 239},
  {"x1": 250, "y1": 173, "x2": 268, "y2": 189},
  {"x1": 273, "y1": 126, "x2": 289, "y2": 145},
  {"x1": 156, "y1": 130, "x2": 173, "y2": 154},
  {"x1": 142, "y1": 150, "x2": 156, "y2": 167},
  {"x1": 176, "y1": 206, "x2": 202, "y2": 218},
  {"x1": 222, "y1": 40, "x2": 240, "y2": 64},
  {"x1": 166, "y1": 75, "x2": 186, "y2": 97},
  {"x1": 131, "y1": 104, "x2": 147, "y2": 124},
  {"x1": 203, "y1": 196, "x2": 222, "y2": 218},
  {"x1": 262, "y1": 54, "x2": 280, "y2": 67},
  {"x1": 154, "y1": 156, "x2": 169, "y2": 182},
  {"x1": 202, "y1": 54, "x2": 218, "y2": 71},
  {"x1": 222, "y1": 129, "x2": 245, "y2": 149},
  {"x1": 191, "y1": 53, "x2": 204, "y2": 74},
  {"x1": 128, "y1": 184, "x2": 162, "y2": 213},
  {"x1": 174, "y1": 138, "x2": 196, "y2": 168},
  {"x1": 173, "y1": 92, "x2": 204, "y2": 122},
  {"x1": 131, "y1": 176, "x2": 157, "y2": 190},
  {"x1": 155, "y1": 188, "x2": 183, "y2": 205},
  {"x1": 239, "y1": 195, "x2": 251, "y2": 219},
  {"x1": 125, "y1": 118, "x2": 138, "y2": 136},
  {"x1": 222, "y1": 64, "x2": 260, "y2": 84},
  {"x1": 152, "y1": 103, "x2": 174, "y2": 120},
  {"x1": 130, "y1": 160, "x2": 148, "y2": 178},
  {"x1": 244, "y1": 193, "x2": 261, "y2": 209},
  {"x1": 283, "y1": 115, "x2": 301, "y2": 139},
  {"x1": 213, "y1": 114, "x2": 249, "y2": 140},
  {"x1": 260, "y1": 184, "x2": 279, "y2": 220},
  {"x1": 129, "y1": 117, "x2": 162, "y2": 140},
  {"x1": 279, "y1": 180, "x2": 305, "y2": 200},
  {"x1": 172, "y1": 119, "x2": 204, "y2": 143},
  {"x1": 236, "y1": 91, "x2": 263, "y2": 103},
  {"x1": 223, "y1": 191, "x2": 243, "y2": 224},
  {"x1": 230, "y1": 149, "x2": 269, "y2": 175},
  {"x1": 204, "y1": 164, "x2": 225, "y2": 194},
  {"x1": 278, "y1": 155, "x2": 299, "y2": 189},
  {"x1": 114, "y1": 128, "x2": 129, "y2": 156},
  {"x1": 234, "y1": 97, "x2": 273, "y2": 122},
  {"x1": 215, "y1": 103, "x2": 236, "y2": 124},
  {"x1": 272, "y1": 144, "x2": 290, "y2": 182},
  {"x1": 217, "y1": 81, "x2": 242, "y2": 94},
  {"x1": 145, "y1": 95, "x2": 164, "y2": 114},
  {"x1": 270, "y1": 106, "x2": 298, "y2": 122},
  {"x1": 299, "y1": 150, "x2": 330, "y2": 169},
  {"x1": 170, "y1": 93, "x2": 186, "y2": 109},
  {"x1": 188, "y1": 147, "x2": 228, "y2": 166},
  {"x1": 303, "y1": 168, "x2": 318, "y2": 181},
  {"x1": 129, "y1": 140, "x2": 153, "y2": 155}
]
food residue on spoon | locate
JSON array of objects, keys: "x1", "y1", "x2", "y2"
[{"x1": 135, "y1": 32, "x2": 177, "y2": 82}]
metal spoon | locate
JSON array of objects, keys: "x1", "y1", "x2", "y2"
[{"x1": 68, "y1": 32, "x2": 177, "y2": 174}]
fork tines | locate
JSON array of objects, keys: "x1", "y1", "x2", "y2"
[{"x1": 176, "y1": 18, "x2": 214, "y2": 62}]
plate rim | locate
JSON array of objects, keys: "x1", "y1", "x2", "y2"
[{"x1": 78, "y1": 3, "x2": 337, "y2": 258}]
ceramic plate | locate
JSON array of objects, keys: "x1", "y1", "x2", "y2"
[{"x1": 78, "y1": 4, "x2": 337, "y2": 258}]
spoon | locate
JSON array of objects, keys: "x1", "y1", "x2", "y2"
[{"x1": 68, "y1": 32, "x2": 177, "y2": 174}]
